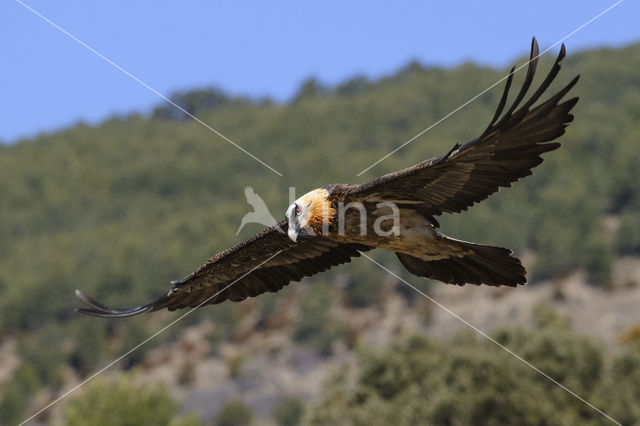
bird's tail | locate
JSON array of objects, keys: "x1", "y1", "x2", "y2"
[{"x1": 396, "y1": 238, "x2": 526, "y2": 287}]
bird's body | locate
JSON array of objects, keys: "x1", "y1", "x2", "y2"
[
  {"x1": 285, "y1": 185, "x2": 527, "y2": 287},
  {"x1": 77, "y1": 38, "x2": 579, "y2": 318},
  {"x1": 291, "y1": 190, "x2": 452, "y2": 260}
]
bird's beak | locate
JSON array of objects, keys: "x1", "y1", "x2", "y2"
[{"x1": 288, "y1": 223, "x2": 300, "y2": 242}]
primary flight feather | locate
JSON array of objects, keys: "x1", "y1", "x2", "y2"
[{"x1": 76, "y1": 38, "x2": 579, "y2": 318}]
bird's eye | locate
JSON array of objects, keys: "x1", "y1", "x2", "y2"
[{"x1": 296, "y1": 207, "x2": 302, "y2": 216}]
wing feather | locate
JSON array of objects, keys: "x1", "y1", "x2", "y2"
[
  {"x1": 76, "y1": 220, "x2": 371, "y2": 317},
  {"x1": 338, "y1": 38, "x2": 578, "y2": 217}
]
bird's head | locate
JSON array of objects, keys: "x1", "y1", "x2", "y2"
[{"x1": 285, "y1": 188, "x2": 335, "y2": 242}]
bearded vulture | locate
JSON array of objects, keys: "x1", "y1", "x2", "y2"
[{"x1": 76, "y1": 38, "x2": 578, "y2": 317}]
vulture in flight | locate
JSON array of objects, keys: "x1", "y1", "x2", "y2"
[{"x1": 76, "y1": 38, "x2": 579, "y2": 317}]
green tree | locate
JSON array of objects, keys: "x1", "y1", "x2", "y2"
[
  {"x1": 0, "y1": 365, "x2": 40, "y2": 425},
  {"x1": 61, "y1": 375, "x2": 203, "y2": 426},
  {"x1": 292, "y1": 284, "x2": 344, "y2": 355},
  {"x1": 214, "y1": 399, "x2": 253, "y2": 426},
  {"x1": 272, "y1": 396, "x2": 305, "y2": 426}
]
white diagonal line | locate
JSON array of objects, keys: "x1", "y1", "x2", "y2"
[
  {"x1": 15, "y1": 0, "x2": 284, "y2": 177},
  {"x1": 359, "y1": 252, "x2": 621, "y2": 426},
  {"x1": 18, "y1": 250, "x2": 283, "y2": 426},
  {"x1": 356, "y1": 0, "x2": 625, "y2": 176}
]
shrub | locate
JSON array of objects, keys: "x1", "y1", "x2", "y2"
[
  {"x1": 272, "y1": 396, "x2": 305, "y2": 426},
  {"x1": 292, "y1": 284, "x2": 344, "y2": 355},
  {"x1": 60, "y1": 375, "x2": 202, "y2": 426},
  {"x1": 214, "y1": 399, "x2": 253, "y2": 426},
  {"x1": 0, "y1": 365, "x2": 40, "y2": 425}
]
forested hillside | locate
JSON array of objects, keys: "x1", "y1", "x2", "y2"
[{"x1": 1, "y1": 42, "x2": 640, "y2": 424}]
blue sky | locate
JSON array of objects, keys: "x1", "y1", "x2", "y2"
[{"x1": 2, "y1": 0, "x2": 638, "y2": 142}]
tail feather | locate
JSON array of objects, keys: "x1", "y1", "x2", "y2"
[
  {"x1": 396, "y1": 240, "x2": 526, "y2": 287},
  {"x1": 74, "y1": 289, "x2": 156, "y2": 317}
]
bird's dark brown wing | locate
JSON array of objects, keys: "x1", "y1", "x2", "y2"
[
  {"x1": 337, "y1": 38, "x2": 578, "y2": 217},
  {"x1": 76, "y1": 220, "x2": 371, "y2": 317}
]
